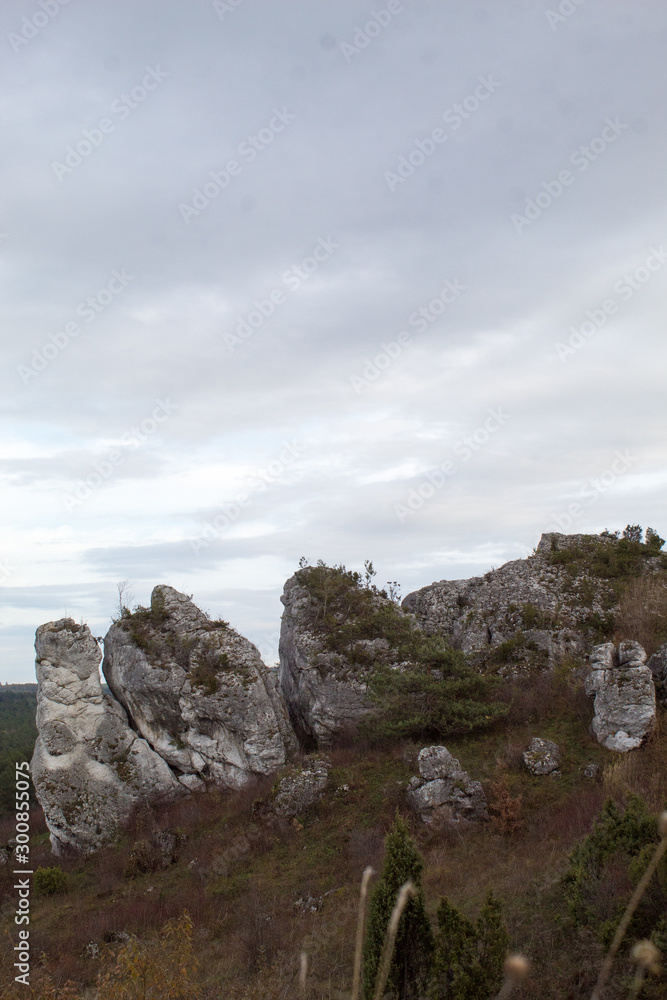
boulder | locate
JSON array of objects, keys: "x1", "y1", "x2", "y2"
[
  {"x1": 103, "y1": 586, "x2": 295, "y2": 790},
  {"x1": 272, "y1": 757, "x2": 330, "y2": 818},
  {"x1": 585, "y1": 641, "x2": 656, "y2": 752},
  {"x1": 31, "y1": 619, "x2": 183, "y2": 855},
  {"x1": 523, "y1": 738, "x2": 560, "y2": 775},
  {"x1": 406, "y1": 746, "x2": 488, "y2": 824}
]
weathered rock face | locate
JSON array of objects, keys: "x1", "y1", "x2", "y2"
[
  {"x1": 401, "y1": 532, "x2": 625, "y2": 670},
  {"x1": 585, "y1": 641, "x2": 656, "y2": 752},
  {"x1": 103, "y1": 586, "x2": 294, "y2": 790},
  {"x1": 523, "y1": 738, "x2": 560, "y2": 775},
  {"x1": 31, "y1": 619, "x2": 182, "y2": 855},
  {"x1": 278, "y1": 573, "x2": 414, "y2": 747},
  {"x1": 406, "y1": 746, "x2": 488, "y2": 824}
]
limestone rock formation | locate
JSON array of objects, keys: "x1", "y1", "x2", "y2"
[
  {"x1": 585, "y1": 641, "x2": 656, "y2": 752},
  {"x1": 103, "y1": 585, "x2": 294, "y2": 790},
  {"x1": 272, "y1": 757, "x2": 330, "y2": 818},
  {"x1": 402, "y1": 532, "x2": 619, "y2": 670},
  {"x1": 523, "y1": 738, "x2": 561, "y2": 775},
  {"x1": 278, "y1": 572, "x2": 417, "y2": 747},
  {"x1": 406, "y1": 746, "x2": 488, "y2": 824},
  {"x1": 31, "y1": 619, "x2": 182, "y2": 855}
]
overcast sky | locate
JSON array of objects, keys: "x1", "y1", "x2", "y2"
[{"x1": 1, "y1": 0, "x2": 666, "y2": 682}]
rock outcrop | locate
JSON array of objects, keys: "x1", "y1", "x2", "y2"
[
  {"x1": 402, "y1": 532, "x2": 619, "y2": 670},
  {"x1": 279, "y1": 575, "x2": 387, "y2": 746},
  {"x1": 272, "y1": 757, "x2": 330, "y2": 818},
  {"x1": 523, "y1": 738, "x2": 561, "y2": 775},
  {"x1": 31, "y1": 619, "x2": 182, "y2": 855},
  {"x1": 585, "y1": 641, "x2": 656, "y2": 752},
  {"x1": 103, "y1": 586, "x2": 294, "y2": 790},
  {"x1": 406, "y1": 746, "x2": 488, "y2": 824}
]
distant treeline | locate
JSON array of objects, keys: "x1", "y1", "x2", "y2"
[{"x1": 0, "y1": 686, "x2": 37, "y2": 818}]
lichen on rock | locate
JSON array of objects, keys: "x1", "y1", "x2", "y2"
[{"x1": 585, "y1": 640, "x2": 656, "y2": 752}]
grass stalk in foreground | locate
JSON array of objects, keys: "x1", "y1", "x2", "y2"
[
  {"x1": 590, "y1": 810, "x2": 667, "y2": 1000},
  {"x1": 351, "y1": 867, "x2": 375, "y2": 1000},
  {"x1": 627, "y1": 940, "x2": 661, "y2": 999},
  {"x1": 493, "y1": 954, "x2": 530, "y2": 1000},
  {"x1": 371, "y1": 881, "x2": 416, "y2": 1000}
]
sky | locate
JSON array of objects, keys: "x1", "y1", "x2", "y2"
[{"x1": 1, "y1": 0, "x2": 666, "y2": 682}]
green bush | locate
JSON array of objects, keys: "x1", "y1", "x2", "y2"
[
  {"x1": 547, "y1": 532, "x2": 665, "y2": 582},
  {"x1": 363, "y1": 814, "x2": 434, "y2": 1000},
  {"x1": 429, "y1": 892, "x2": 508, "y2": 999},
  {"x1": 562, "y1": 794, "x2": 666, "y2": 947},
  {"x1": 296, "y1": 561, "x2": 507, "y2": 744},
  {"x1": 33, "y1": 866, "x2": 69, "y2": 896},
  {"x1": 362, "y1": 644, "x2": 507, "y2": 744}
]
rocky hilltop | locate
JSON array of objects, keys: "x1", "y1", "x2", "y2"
[
  {"x1": 30, "y1": 530, "x2": 667, "y2": 853},
  {"x1": 402, "y1": 531, "x2": 665, "y2": 670}
]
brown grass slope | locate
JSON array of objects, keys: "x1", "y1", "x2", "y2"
[{"x1": 2, "y1": 669, "x2": 667, "y2": 999}]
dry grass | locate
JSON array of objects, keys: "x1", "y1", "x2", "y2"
[
  {"x1": 3, "y1": 696, "x2": 667, "y2": 998},
  {"x1": 615, "y1": 575, "x2": 667, "y2": 656}
]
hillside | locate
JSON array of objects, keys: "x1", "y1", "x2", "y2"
[{"x1": 2, "y1": 528, "x2": 667, "y2": 999}]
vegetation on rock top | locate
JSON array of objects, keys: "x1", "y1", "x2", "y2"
[{"x1": 295, "y1": 559, "x2": 508, "y2": 743}]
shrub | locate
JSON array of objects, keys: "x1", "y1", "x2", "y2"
[
  {"x1": 646, "y1": 527, "x2": 665, "y2": 552},
  {"x1": 363, "y1": 814, "x2": 434, "y2": 1000},
  {"x1": 428, "y1": 891, "x2": 508, "y2": 999},
  {"x1": 188, "y1": 646, "x2": 231, "y2": 695},
  {"x1": 546, "y1": 531, "x2": 664, "y2": 582},
  {"x1": 96, "y1": 911, "x2": 200, "y2": 1000},
  {"x1": 362, "y1": 649, "x2": 507, "y2": 744},
  {"x1": 297, "y1": 560, "x2": 507, "y2": 744},
  {"x1": 33, "y1": 865, "x2": 69, "y2": 896},
  {"x1": 562, "y1": 794, "x2": 666, "y2": 947},
  {"x1": 488, "y1": 773, "x2": 523, "y2": 836}
]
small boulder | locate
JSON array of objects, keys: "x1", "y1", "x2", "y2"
[
  {"x1": 406, "y1": 746, "x2": 488, "y2": 824},
  {"x1": 583, "y1": 763, "x2": 601, "y2": 780},
  {"x1": 585, "y1": 641, "x2": 656, "y2": 752},
  {"x1": 523, "y1": 738, "x2": 560, "y2": 775},
  {"x1": 273, "y1": 757, "x2": 330, "y2": 818}
]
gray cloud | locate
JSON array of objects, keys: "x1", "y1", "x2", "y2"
[{"x1": 1, "y1": 0, "x2": 666, "y2": 681}]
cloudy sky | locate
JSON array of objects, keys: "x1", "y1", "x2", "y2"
[{"x1": 1, "y1": 0, "x2": 666, "y2": 682}]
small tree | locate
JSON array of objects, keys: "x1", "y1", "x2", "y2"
[
  {"x1": 363, "y1": 814, "x2": 434, "y2": 999},
  {"x1": 429, "y1": 891, "x2": 508, "y2": 999},
  {"x1": 623, "y1": 524, "x2": 643, "y2": 544},
  {"x1": 362, "y1": 638, "x2": 507, "y2": 744},
  {"x1": 477, "y1": 892, "x2": 509, "y2": 996},
  {"x1": 646, "y1": 527, "x2": 665, "y2": 552}
]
